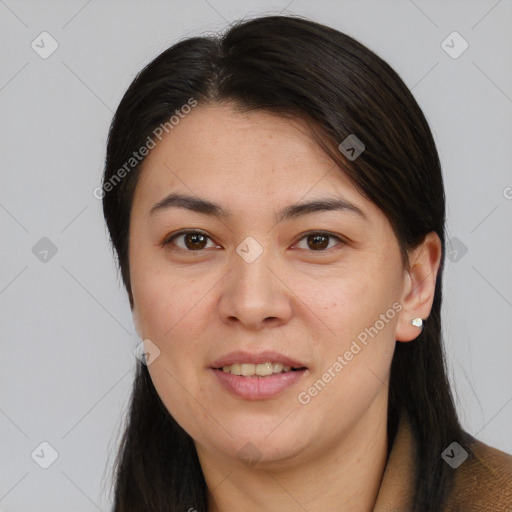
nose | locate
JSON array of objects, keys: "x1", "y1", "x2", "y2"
[{"x1": 217, "y1": 238, "x2": 293, "y2": 330}]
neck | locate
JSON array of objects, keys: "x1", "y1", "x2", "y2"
[{"x1": 199, "y1": 387, "x2": 389, "y2": 512}]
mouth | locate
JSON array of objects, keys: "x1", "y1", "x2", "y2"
[
  {"x1": 210, "y1": 365, "x2": 308, "y2": 400},
  {"x1": 213, "y1": 362, "x2": 307, "y2": 377},
  {"x1": 209, "y1": 351, "x2": 308, "y2": 400}
]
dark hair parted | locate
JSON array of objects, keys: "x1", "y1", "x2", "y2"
[{"x1": 102, "y1": 14, "x2": 470, "y2": 511}]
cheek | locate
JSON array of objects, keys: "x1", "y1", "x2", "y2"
[
  {"x1": 295, "y1": 269, "x2": 383, "y2": 344},
  {"x1": 130, "y1": 243, "x2": 201, "y2": 338},
  {"x1": 133, "y1": 271, "x2": 215, "y2": 438},
  {"x1": 134, "y1": 273, "x2": 207, "y2": 348},
  {"x1": 299, "y1": 273, "x2": 397, "y2": 408},
  {"x1": 296, "y1": 262, "x2": 400, "y2": 394}
]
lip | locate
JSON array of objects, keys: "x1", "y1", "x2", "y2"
[
  {"x1": 210, "y1": 367, "x2": 308, "y2": 400},
  {"x1": 209, "y1": 350, "x2": 307, "y2": 370}
]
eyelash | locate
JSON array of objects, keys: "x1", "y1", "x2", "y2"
[{"x1": 161, "y1": 229, "x2": 346, "y2": 253}]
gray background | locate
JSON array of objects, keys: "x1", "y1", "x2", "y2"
[{"x1": 1, "y1": 0, "x2": 511, "y2": 510}]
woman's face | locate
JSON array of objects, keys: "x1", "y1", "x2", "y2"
[{"x1": 129, "y1": 102, "x2": 411, "y2": 468}]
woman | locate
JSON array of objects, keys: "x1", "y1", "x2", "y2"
[{"x1": 101, "y1": 14, "x2": 512, "y2": 511}]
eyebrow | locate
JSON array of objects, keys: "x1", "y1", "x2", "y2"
[{"x1": 149, "y1": 193, "x2": 367, "y2": 223}]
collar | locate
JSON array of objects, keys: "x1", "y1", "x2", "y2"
[
  {"x1": 373, "y1": 413, "x2": 416, "y2": 511},
  {"x1": 373, "y1": 412, "x2": 512, "y2": 511}
]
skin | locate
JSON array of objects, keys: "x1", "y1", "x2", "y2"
[{"x1": 128, "y1": 102, "x2": 442, "y2": 511}]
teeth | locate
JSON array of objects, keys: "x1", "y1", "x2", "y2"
[
  {"x1": 220, "y1": 362, "x2": 297, "y2": 376},
  {"x1": 273, "y1": 362, "x2": 284, "y2": 373},
  {"x1": 241, "y1": 363, "x2": 254, "y2": 376}
]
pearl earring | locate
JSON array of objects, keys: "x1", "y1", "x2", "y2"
[{"x1": 410, "y1": 318, "x2": 423, "y2": 328}]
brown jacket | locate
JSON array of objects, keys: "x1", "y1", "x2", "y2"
[{"x1": 374, "y1": 414, "x2": 512, "y2": 511}]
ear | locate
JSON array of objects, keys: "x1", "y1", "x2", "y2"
[{"x1": 395, "y1": 231, "x2": 442, "y2": 342}]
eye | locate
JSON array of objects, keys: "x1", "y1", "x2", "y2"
[
  {"x1": 162, "y1": 230, "x2": 345, "y2": 253},
  {"x1": 162, "y1": 230, "x2": 220, "y2": 251},
  {"x1": 294, "y1": 232, "x2": 345, "y2": 251}
]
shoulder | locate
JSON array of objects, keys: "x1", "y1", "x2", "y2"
[{"x1": 446, "y1": 433, "x2": 512, "y2": 511}]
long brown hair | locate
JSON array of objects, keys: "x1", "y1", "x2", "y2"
[{"x1": 102, "y1": 14, "x2": 469, "y2": 511}]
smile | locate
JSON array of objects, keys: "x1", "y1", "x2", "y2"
[
  {"x1": 210, "y1": 366, "x2": 308, "y2": 400},
  {"x1": 217, "y1": 362, "x2": 305, "y2": 377}
]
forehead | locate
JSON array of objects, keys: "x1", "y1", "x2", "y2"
[
  {"x1": 140, "y1": 102, "x2": 333, "y2": 174},
  {"x1": 131, "y1": 102, "x2": 378, "y2": 220}
]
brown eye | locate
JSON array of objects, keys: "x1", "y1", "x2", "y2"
[
  {"x1": 295, "y1": 232, "x2": 344, "y2": 251},
  {"x1": 307, "y1": 234, "x2": 329, "y2": 250},
  {"x1": 164, "y1": 230, "x2": 218, "y2": 251},
  {"x1": 183, "y1": 232, "x2": 208, "y2": 250}
]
